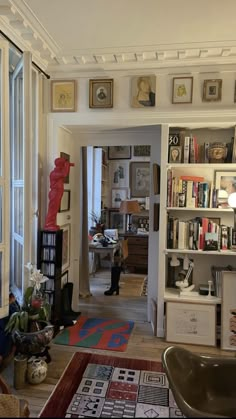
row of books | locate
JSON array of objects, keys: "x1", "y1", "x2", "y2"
[
  {"x1": 167, "y1": 216, "x2": 235, "y2": 251},
  {"x1": 42, "y1": 232, "x2": 57, "y2": 246},
  {"x1": 167, "y1": 171, "x2": 219, "y2": 208},
  {"x1": 41, "y1": 247, "x2": 56, "y2": 261},
  {"x1": 168, "y1": 133, "x2": 236, "y2": 164},
  {"x1": 40, "y1": 262, "x2": 55, "y2": 277}
]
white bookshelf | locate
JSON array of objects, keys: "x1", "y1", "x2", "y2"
[{"x1": 158, "y1": 124, "x2": 236, "y2": 345}]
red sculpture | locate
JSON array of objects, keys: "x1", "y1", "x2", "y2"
[{"x1": 44, "y1": 157, "x2": 74, "y2": 231}]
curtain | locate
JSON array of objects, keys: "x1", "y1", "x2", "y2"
[{"x1": 78, "y1": 147, "x2": 92, "y2": 298}]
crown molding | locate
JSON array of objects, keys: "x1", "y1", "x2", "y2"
[{"x1": 1, "y1": 1, "x2": 236, "y2": 74}]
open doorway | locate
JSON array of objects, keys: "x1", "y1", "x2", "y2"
[{"x1": 80, "y1": 144, "x2": 150, "y2": 321}]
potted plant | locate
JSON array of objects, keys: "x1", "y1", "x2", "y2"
[
  {"x1": 5, "y1": 264, "x2": 54, "y2": 356},
  {"x1": 89, "y1": 211, "x2": 105, "y2": 235}
]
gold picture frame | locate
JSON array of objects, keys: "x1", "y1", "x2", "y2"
[
  {"x1": 51, "y1": 80, "x2": 77, "y2": 112},
  {"x1": 203, "y1": 79, "x2": 222, "y2": 102},
  {"x1": 89, "y1": 79, "x2": 113, "y2": 108}
]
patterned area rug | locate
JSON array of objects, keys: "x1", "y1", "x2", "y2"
[
  {"x1": 39, "y1": 352, "x2": 184, "y2": 418},
  {"x1": 65, "y1": 365, "x2": 183, "y2": 417},
  {"x1": 53, "y1": 316, "x2": 134, "y2": 352}
]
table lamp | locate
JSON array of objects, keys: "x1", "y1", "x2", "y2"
[
  {"x1": 228, "y1": 192, "x2": 236, "y2": 249},
  {"x1": 119, "y1": 200, "x2": 140, "y2": 232}
]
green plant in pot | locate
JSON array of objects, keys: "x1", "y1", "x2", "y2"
[{"x1": 5, "y1": 264, "x2": 54, "y2": 355}]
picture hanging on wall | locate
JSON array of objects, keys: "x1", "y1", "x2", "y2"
[
  {"x1": 109, "y1": 161, "x2": 129, "y2": 188},
  {"x1": 202, "y1": 79, "x2": 222, "y2": 102},
  {"x1": 133, "y1": 145, "x2": 151, "y2": 157},
  {"x1": 51, "y1": 80, "x2": 77, "y2": 112},
  {"x1": 111, "y1": 188, "x2": 129, "y2": 208},
  {"x1": 172, "y1": 77, "x2": 193, "y2": 104},
  {"x1": 61, "y1": 224, "x2": 71, "y2": 272},
  {"x1": 130, "y1": 75, "x2": 156, "y2": 108},
  {"x1": 60, "y1": 152, "x2": 70, "y2": 183},
  {"x1": 108, "y1": 146, "x2": 131, "y2": 160},
  {"x1": 130, "y1": 161, "x2": 150, "y2": 197},
  {"x1": 89, "y1": 79, "x2": 113, "y2": 108}
]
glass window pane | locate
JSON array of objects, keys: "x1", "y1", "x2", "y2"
[
  {"x1": 13, "y1": 187, "x2": 23, "y2": 236},
  {"x1": 13, "y1": 72, "x2": 23, "y2": 180},
  {"x1": 14, "y1": 241, "x2": 22, "y2": 292},
  {"x1": 0, "y1": 186, "x2": 2, "y2": 243}
]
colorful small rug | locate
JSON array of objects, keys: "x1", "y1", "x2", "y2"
[
  {"x1": 40, "y1": 352, "x2": 184, "y2": 418},
  {"x1": 53, "y1": 316, "x2": 135, "y2": 352}
]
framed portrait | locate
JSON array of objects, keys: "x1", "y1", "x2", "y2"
[
  {"x1": 108, "y1": 146, "x2": 131, "y2": 160},
  {"x1": 131, "y1": 75, "x2": 156, "y2": 108},
  {"x1": 172, "y1": 77, "x2": 193, "y2": 104},
  {"x1": 60, "y1": 152, "x2": 70, "y2": 183},
  {"x1": 169, "y1": 145, "x2": 182, "y2": 163},
  {"x1": 89, "y1": 79, "x2": 113, "y2": 108},
  {"x1": 203, "y1": 79, "x2": 222, "y2": 102},
  {"x1": 130, "y1": 162, "x2": 150, "y2": 198},
  {"x1": 109, "y1": 161, "x2": 129, "y2": 188},
  {"x1": 51, "y1": 80, "x2": 77, "y2": 112},
  {"x1": 59, "y1": 190, "x2": 71, "y2": 212},
  {"x1": 108, "y1": 209, "x2": 126, "y2": 234},
  {"x1": 166, "y1": 301, "x2": 216, "y2": 346},
  {"x1": 111, "y1": 188, "x2": 128, "y2": 208},
  {"x1": 153, "y1": 202, "x2": 160, "y2": 232},
  {"x1": 221, "y1": 271, "x2": 236, "y2": 350},
  {"x1": 61, "y1": 224, "x2": 71, "y2": 272},
  {"x1": 133, "y1": 145, "x2": 151, "y2": 157},
  {"x1": 214, "y1": 170, "x2": 236, "y2": 196}
]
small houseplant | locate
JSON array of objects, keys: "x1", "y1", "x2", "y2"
[{"x1": 5, "y1": 264, "x2": 54, "y2": 355}]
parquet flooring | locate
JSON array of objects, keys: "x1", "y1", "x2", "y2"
[{"x1": 1, "y1": 269, "x2": 235, "y2": 417}]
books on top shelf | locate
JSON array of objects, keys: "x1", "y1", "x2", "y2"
[
  {"x1": 168, "y1": 133, "x2": 235, "y2": 164},
  {"x1": 167, "y1": 215, "x2": 234, "y2": 251}
]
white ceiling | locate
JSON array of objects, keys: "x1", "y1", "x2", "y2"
[{"x1": 2, "y1": 0, "x2": 236, "y2": 73}]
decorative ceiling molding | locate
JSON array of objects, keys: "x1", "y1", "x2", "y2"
[{"x1": 1, "y1": 0, "x2": 236, "y2": 74}]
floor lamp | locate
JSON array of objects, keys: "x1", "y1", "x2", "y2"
[{"x1": 119, "y1": 200, "x2": 140, "y2": 232}]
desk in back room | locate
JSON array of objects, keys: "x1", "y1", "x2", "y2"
[{"x1": 89, "y1": 242, "x2": 120, "y2": 275}]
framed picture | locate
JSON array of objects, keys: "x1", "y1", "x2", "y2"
[
  {"x1": 109, "y1": 161, "x2": 129, "y2": 188},
  {"x1": 108, "y1": 209, "x2": 126, "y2": 234},
  {"x1": 89, "y1": 79, "x2": 113, "y2": 108},
  {"x1": 221, "y1": 271, "x2": 236, "y2": 350},
  {"x1": 111, "y1": 188, "x2": 128, "y2": 208},
  {"x1": 59, "y1": 190, "x2": 71, "y2": 212},
  {"x1": 214, "y1": 170, "x2": 236, "y2": 196},
  {"x1": 172, "y1": 77, "x2": 193, "y2": 104},
  {"x1": 60, "y1": 152, "x2": 70, "y2": 183},
  {"x1": 130, "y1": 162, "x2": 150, "y2": 198},
  {"x1": 153, "y1": 203, "x2": 160, "y2": 232},
  {"x1": 61, "y1": 224, "x2": 71, "y2": 272},
  {"x1": 153, "y1": 163, "x2": 160, "y2": 195},
  {"x1": 169, "y1": 145, "x2": 182, "y2": 163},
  {"x1": 51, "y1": 80, "x2": 76, "y2": 112},
  {"x1": 203, "y1": 79, "x2": 222, "y2": 102},
  {"x1": 131, "y1": 75, "x2": 156, "y2": 108},
  {"x1": 166, "y1": 301, "x2": 216, "y2": 346},
  {"x1": 234, "y1": 81, "x2": 236, "y2": 103},
  {"x1": 133, "y1": 145, "x2": 151, "y2": 157},
  {"x1": 108, "y1": 146, "x2": 131, "y2": 160},
  {"x1": 61, "y1": 270, "x2": 69, "y2": 288}
]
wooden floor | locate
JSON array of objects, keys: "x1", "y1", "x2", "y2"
[{"x1": 1, "y1": 269, "x2": 235, "y2": 417}]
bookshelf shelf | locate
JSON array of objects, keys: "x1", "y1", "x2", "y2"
[
  {"x1": 165, "y1": 248, "x2": 236, "y2": 256},
  {"x1": 164, "y1": 289, "x2": 221, "y2": 304},
  {"x1": 167, "y1": 163, "x2": 236, "y2": 169},
  {"x1": 167, "y1": 207, "x2": 233, "y2": 212}
]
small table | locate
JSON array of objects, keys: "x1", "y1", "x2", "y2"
[{"x1": 89, "y1": 242, "x2": 120, "y2": 275}]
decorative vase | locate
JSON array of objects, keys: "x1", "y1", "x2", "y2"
[
  {"x1": 27, "y1": 356, "x2": 48, "y2": 384},
  {"x1": 12, "y1": 321, "x2": 54, "y2": 355}
]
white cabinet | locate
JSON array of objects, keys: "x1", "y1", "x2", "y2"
[{"x1": 158, "y1": 125, "x2": 236, "y2": 345}]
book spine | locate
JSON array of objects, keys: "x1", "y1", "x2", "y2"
[{"x1": 184, "y1": 136, "x2": 190, "y2": 163}]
